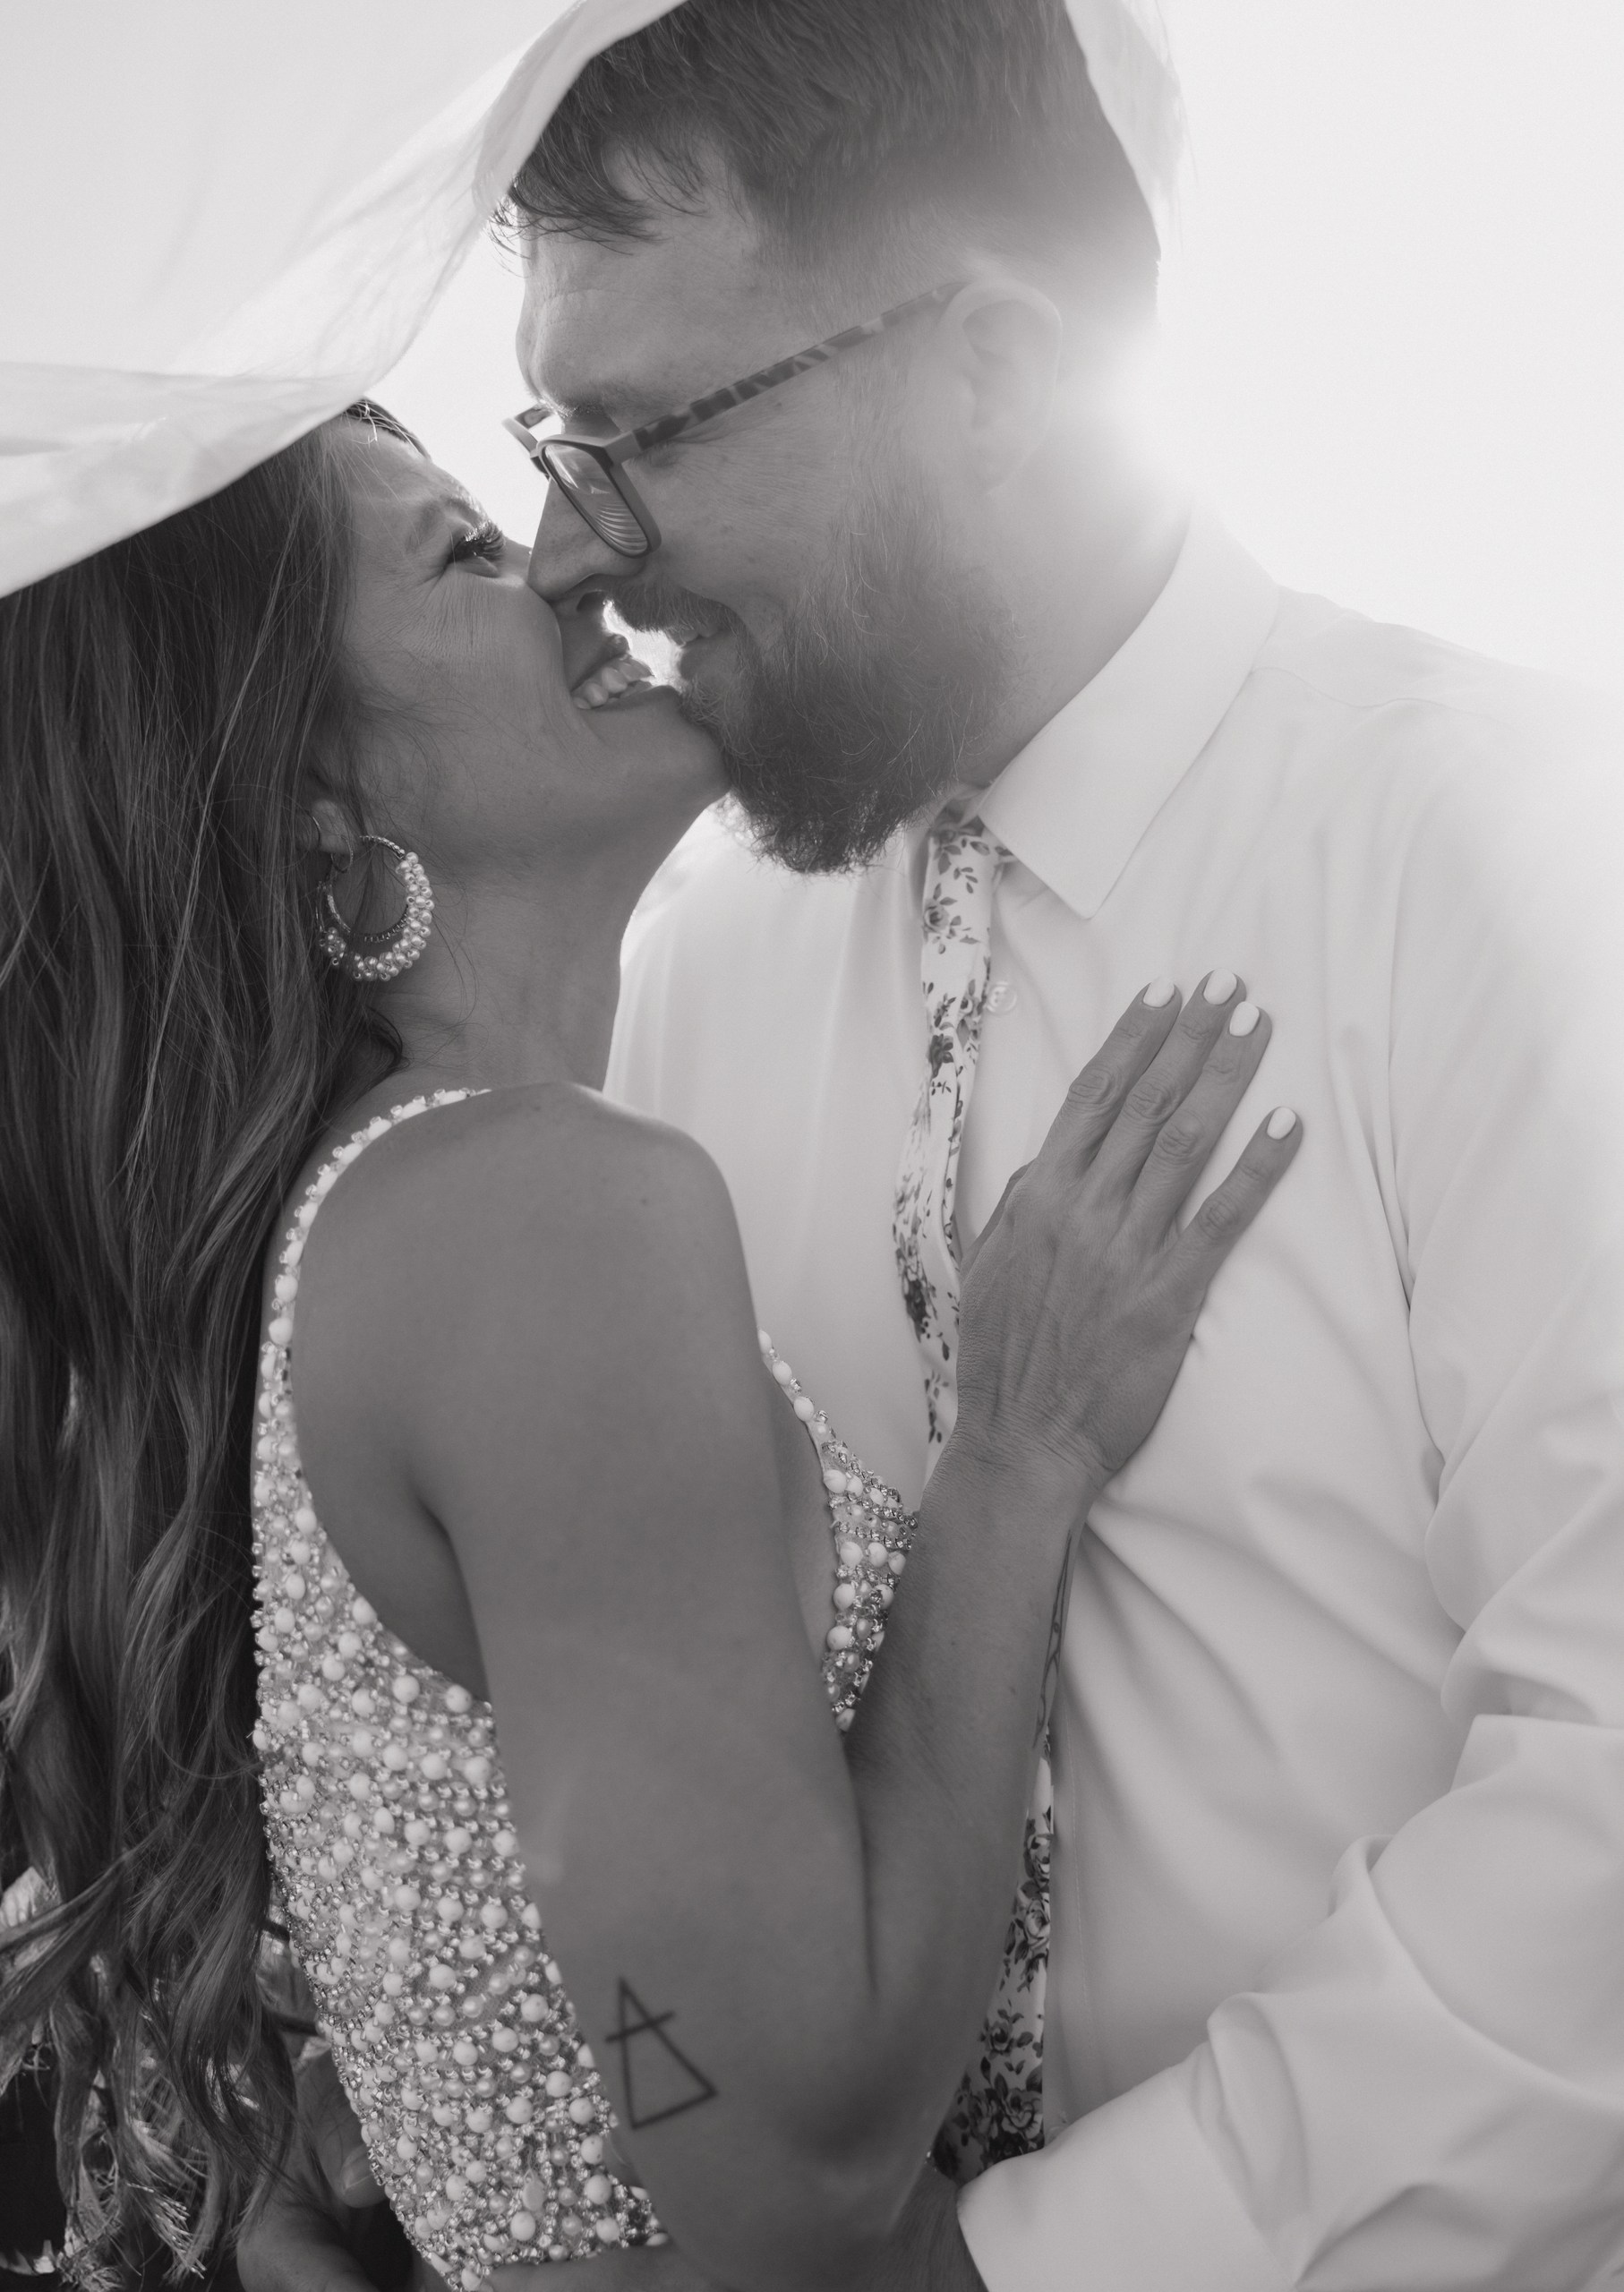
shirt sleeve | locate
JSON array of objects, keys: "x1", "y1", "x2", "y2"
[{"x1": 961, "y1": 689, "x2": 1624, "y2": 2291}]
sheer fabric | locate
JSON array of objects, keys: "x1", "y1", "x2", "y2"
[{"x1": 0, "y1": 0, "x2": 1182, "y2": 597}]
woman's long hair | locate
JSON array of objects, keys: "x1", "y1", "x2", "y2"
[{"x1": 0, "y1": 416, "x2": 402, "y2": 2276}]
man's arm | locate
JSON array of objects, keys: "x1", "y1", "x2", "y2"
[{"x1": 959, "y1": 703, "x2": 1624, "y2": 2290}]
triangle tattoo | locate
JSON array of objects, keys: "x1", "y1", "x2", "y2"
[{"x1": 605, "y1": 1980, "x2": 719, "y2": 2129}]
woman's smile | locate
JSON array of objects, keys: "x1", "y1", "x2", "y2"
[
  {"x1": 571, "y1": 645, "x2": 656, "y2": 711},
  {"x1": 553, "y1": 599, "x2": 671, "y2": 713}
]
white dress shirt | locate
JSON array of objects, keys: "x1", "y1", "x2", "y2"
[{"x1": 606, "y1": 509, "x2": 1624, "y2": 2289}]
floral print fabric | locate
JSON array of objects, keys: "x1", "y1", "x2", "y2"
[
  {"x1": 935, "y1": 1770, "x2": 1051, "y2": 2178},
  {"x1": 892, "y1": 817, "x2": 1010, "y2": 1451},
  {"x1": 892, "y1": 811, "x2": 1050, "y2": 2179}
]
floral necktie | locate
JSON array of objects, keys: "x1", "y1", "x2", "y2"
[
  {"x1": 893, "y1": 814, "x2": 1009, "y2": 1450},
  {"x1": 893, "y1": 811, "x2": 1052, "y2": 2179}
]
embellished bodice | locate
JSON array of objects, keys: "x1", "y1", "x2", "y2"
[{"x1": 251, "y1": 1092, "x2": 938, "y2": 2282}]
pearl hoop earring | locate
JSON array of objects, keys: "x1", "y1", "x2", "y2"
[{"x1": 317, "y1": 834, "x2": 433, "y2": 983}]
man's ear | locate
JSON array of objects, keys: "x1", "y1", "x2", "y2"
[{"x1": 933, "y1": 279, "x2": 1064, "y2": 492}]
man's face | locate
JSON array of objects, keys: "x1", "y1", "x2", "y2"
[{"x1": 519, "y1": 201, "x2": 1014, "y2": 870}]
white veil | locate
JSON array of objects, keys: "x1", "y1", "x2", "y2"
[{"x1": 0, "y1": 0, "x2": 1182, "y2": 597}]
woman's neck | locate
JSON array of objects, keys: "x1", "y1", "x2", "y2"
[{"x1": 370, "y1": 868, "x2": 633, "y2": 1099}]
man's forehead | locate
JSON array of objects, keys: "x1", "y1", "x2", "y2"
[{"x1": 516, "y1": 205, "x2": 793, "y2": 418}]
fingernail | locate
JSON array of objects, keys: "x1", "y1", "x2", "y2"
[
  {"x1": 1142, "y1": 978, "x2": 1177, "y2": 1008},
  {"x1": 1267, "y1": 1107, "x2": 1298, "y2": 1139},
  {"x1": 1228, "y1": 1000, "x2": 1261, "y2": 1038},
  {"x1": 1203, "y1": 969, "x2": 1238, "y2": 1005}
]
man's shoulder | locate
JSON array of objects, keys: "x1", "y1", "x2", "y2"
[
  {"x1": 1252, "y1": 589, "x2": 1619, "y2": 860},
  {"x1": 1259, "y1": 589, "x2": 1613, "y2": 760}
]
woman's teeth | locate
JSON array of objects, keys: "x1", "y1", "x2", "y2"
[{"x1": 573, "y1": 655, "x2": 654, "y2": 711}]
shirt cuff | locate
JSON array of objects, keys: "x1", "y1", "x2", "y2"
[{"x1": 957, "y1": 2062, "x2": 1288, "y2": 2292}]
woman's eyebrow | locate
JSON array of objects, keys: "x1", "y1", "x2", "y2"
[{"x1": 401, "y1": 492, "x2": 486, "y2": 555}]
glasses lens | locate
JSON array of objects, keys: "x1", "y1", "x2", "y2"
[{"x1": 541, "y1": 443, "x2": 650, "y2": 556}]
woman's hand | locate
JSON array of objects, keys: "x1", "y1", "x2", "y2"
[
  {"x1": 297, "y1": 1013, "x2": 1293, "y2": 2292},
  {"x1": 954, "y1": 972, "x2": 1299, "y2": 1508}
]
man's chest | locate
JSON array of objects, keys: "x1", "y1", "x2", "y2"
[{"x1": 628, "y1": 845, "x2": 1434, "y2": 1616}]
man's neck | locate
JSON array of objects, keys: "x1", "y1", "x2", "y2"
[{"x1": 961, "y1": 490, "x2": 1191, "y2": 791}]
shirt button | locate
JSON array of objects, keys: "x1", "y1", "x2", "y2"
[{"x1": 984, "y1": 979, "x2": 1018, "y2": 1015}]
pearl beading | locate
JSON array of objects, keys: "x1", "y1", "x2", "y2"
[
  {"x1": 318, "y1": 844, "x2": 434, "y2": 983},
  {"x1": 252, "y1": 1093, "x2": 920, "y2": 2279},
  {"x1": 756, "y1": 1333, "x2": 918, "y2": 1729},
  {"x1": 253, "y1": 1092, "x2": 660, "y2": 2278}
]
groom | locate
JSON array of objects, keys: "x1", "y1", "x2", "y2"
[{"x1": 248, "y1": 0, "x2": 1624, "y2": 2286}]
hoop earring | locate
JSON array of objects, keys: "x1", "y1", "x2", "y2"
[{"x1": 317, "y1": 834, "x2": 433, "y2": 983}]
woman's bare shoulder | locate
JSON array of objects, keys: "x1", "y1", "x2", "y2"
[
  {"x1": 309, "y1": 1082, "x2": 730, "y2": 1258},
  {"x1": 292, "y1": 1082, "x2": 749, "y2": 1440}
]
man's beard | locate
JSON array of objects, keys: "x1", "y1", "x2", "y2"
[{"x1": 611, "y1": 474, "x2": 1018, "y2": 874}]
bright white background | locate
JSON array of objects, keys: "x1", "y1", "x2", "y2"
[{"x1": 378, "y1": 1, "x2": 1624, "y2": 696}]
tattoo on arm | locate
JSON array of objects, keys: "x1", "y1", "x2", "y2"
[
  {"x1": 1035, "y1": 1555, "x2": 1072, "y2": 1750},
  {"x1": 606, "y1": 1980, "x2": 719, "y2": 2129}
]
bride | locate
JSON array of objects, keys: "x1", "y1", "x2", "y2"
[{"x1": 0, "y1": 404, "x2": 1297, "y2": 2290}]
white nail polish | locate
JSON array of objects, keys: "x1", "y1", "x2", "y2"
[
  {"x1": 1203, "y1": 969, "x2": 1238, "y2": 1005},
  {"x1": 1228, "y1": 1000, "x2": 1261, "y2": 1038},
  {"x1": 1142, "y1": 978, "x2": 1177, "y2": 1008},
  {"x1": 1267, "y1": 1107, "x2": 1298, "y2": 1140}
]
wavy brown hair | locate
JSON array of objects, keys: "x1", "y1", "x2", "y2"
[{"x1": 0, "y1": 413, "x2": 405, "y2": 2277}]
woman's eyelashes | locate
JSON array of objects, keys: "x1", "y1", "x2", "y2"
[{"x1": 447, "y1": 518, "x2": 507, "y2": 568}]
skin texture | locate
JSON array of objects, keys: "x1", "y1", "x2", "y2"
[
  {"x1": 240, "y1": 187, "x2": 1282, "y2": 2292},
  {"x1": 285, "y1": 920, "x2": 1296, "y2": 2292},
  {"x1": 308, "y1": 425, "x2": 723, "y2": 1117},
  {"x1": 518, "y1": 198, "x2": 1188, "y2": 822},
  {"x1": 501, "y1": 201, "x2": 1176, "y2": 2284},
  {"x1": 242, "y1": 2048, "x2": 979, "y2": 2292}
]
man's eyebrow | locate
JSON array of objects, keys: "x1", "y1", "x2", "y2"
[{"x1": 529, "y1": 383, "x2": 682, "y2": 431}]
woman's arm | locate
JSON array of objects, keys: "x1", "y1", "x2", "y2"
[{"x1": 298, "y1": 981, "x2": 1294, "y2": 2292}]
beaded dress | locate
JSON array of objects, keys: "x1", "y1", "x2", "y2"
[{"x1": 252, "y1": 1095, "x2": 1041, "y2": 2285}]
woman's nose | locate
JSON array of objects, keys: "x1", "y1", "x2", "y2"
[{"x1": 526, "y1": 479, "x2": 630, "y2": 601}]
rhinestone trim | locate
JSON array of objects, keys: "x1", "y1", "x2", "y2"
[{"x1": 756, "y1": 1332, "x2": 918, "y2": 1729}]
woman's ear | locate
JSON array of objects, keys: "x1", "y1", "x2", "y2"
[
  {"x1": 934, "y1": 279, "x2": 1064, "y2": 491},
  {"x1": 300, "y1": 794, "x2": 358, "y2": 864}
]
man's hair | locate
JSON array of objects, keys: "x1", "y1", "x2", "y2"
[{"x1": 511, "y1": 0, "x2": 1158, "y2": 312}]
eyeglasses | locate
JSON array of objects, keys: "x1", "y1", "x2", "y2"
[{"x1": 504, "y1": 279, "x2": 966, "y2": 559}]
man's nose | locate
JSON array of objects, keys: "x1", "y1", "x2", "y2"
[{"x1": 526, "y1": 479, "x2": 637, "y2": 602}]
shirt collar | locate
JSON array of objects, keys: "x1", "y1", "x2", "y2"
[{"x1": 978, "y1": 506, "x2": 1280, "y2": 919}]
